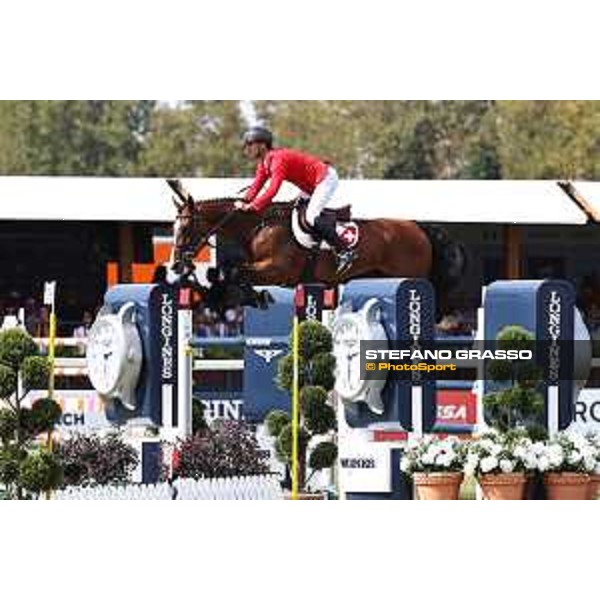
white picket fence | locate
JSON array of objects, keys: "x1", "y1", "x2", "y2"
[
  {"x1": 52, "y1": 475, "x2": 283, "y2": 500},
  {"x1": 174, "y1": 476, "x2": 283, "y2": 500}
]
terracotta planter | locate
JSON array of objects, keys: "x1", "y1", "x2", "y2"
[
  {"x1": 588, "y1": 474, "x2": 600, "y2": 500},
  {"x1": 478, "y1": 473, "x2": 527, "y2": 500},
  {"x1": 284, "y1": 492, "x2": 327, "y2": 500},
  {"x1": 544, "y1": 472, "x2": 590, "y2": 500},
  {"x1": 413, "y1": 472, "x2": 463, "y2": 500}
]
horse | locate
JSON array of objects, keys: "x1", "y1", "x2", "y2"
[{"x1": 167, "y1": 179, "x2": 466, "y2": 318}]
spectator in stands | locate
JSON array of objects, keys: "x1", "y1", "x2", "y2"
[
  {"x1": 73, "y1": 310, "x2": 94, "y2": 355},
  {"x1": 36, "y1": 305, "x2": 50, "y2": 338},
  {"x1": 23, "y1": 297, "x2": 41, "y2": 336},
  {"x1": 73, "y1": 310, "x2": 94, "y2": 338}
]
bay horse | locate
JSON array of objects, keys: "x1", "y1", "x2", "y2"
[{"x1": 167, "y1": 179, "x2": 466, "y2": 318}]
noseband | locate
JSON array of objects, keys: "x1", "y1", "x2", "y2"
[{"x1": 175, "y1": 205, "x2": 237, "y2": 267}]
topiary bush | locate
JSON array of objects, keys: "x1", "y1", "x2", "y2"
[
  {"x1": 0, "y1": 327, "x2": 58, "y2": 499},
  {"x1": 267, "y1": 319, "x2": 338, "y2": 492},
  {"x1": 265, "y1": 409, "x2": 290, "y2": 438},
  {"x1": 301, "y1": 386, "x2": 336, "y2": 435},
  {"x1": 483, "y1": 324, "x2": 545, "y2": 437},
  {"x1": 19, "y1": 448, "x2": 63, "y2": 495}
]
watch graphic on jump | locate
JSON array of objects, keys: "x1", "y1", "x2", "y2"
[
  {"x1": 332, "y1": 298, "x2": 389, "y2": 415},
  {"x1": 86, "y1": 302, "x2": 143, "y2": 411}
]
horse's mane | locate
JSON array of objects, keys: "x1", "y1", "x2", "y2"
[
  {"x1": 193, "y1": 197, "x2": 295, "y2": 220},
  {"x1": 193, "y1": 197, "x2": 239, "y2": 208}
]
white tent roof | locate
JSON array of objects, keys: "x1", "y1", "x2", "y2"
[{"x1": 0, "y1": 176, "x2": 589, "y2": 224}]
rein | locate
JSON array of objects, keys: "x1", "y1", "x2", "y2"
[{"x1": 177, "y1": 206, "x2": 237, "y2": 255}]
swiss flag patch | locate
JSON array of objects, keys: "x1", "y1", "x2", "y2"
[{"x1": 336, "y1": 222, "x2": 359, "y2": 248}]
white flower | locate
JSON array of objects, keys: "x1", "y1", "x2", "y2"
[
  {"x1": 421, "y1": 451, "x2": 436, "y2": 465},
  {"x1": 569, "y1": 432, "x2": 589, "y2": 452},
  {"x1": 436, "y1": 451, "x2": 455, "y2": 468},
  {"x1": 537, "y1": 455, "x2": 550, "y2": 472},
  {"x1": 499, "y1": 459, "x2": 514, "y2": 473},
  {"x1": 513, "y1": 446, "x2": 526, "y2": 459},
  {"x1": 567, "y1": 451, "x2": 582, "y2": 465},
  {"x1": 546, "y1": 445, "x2": 564, "y2": 468},
  {"x1": 400, "y1": 457, "x2": 412, "y2": 472},
  {"x1": 480, "y1": 456, "x2": 498, "y2": 473},
  {"x1": 584, "y1": 456, "x2": 596, "y2": 473}
]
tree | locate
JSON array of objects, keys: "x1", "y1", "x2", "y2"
[
  {"x1": 266, "y1": 320, "x2": 338, "y2": 492},
  {"x1": 0, "y1": 328, "x2": 62, "y2": 498},
  {"x1": 380, "y1": 101, "x2": 501, "y2": 179},
  {"x1": 493, "y1": 100, "x2": 600, "y2": 179},
  {"x1": 0, "y1": 100, "x2": 155, "y2": 175},
  {"x1": 136, "y1": 101, "x2": 249, "y2": 177}
]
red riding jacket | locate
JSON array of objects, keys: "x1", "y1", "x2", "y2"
[{"x1": 244, "y1": 148, "x2": 329, "y2": 212}]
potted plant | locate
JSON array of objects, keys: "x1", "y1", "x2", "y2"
[
  {"x1": 464, "y1": 429, "x2": 538, "y2": 499},
  {"x1": 585, "y1": 432, "x2": 600, "y2": 500},
  {"x1": 400, "y1": 435, "x2": 466, "y2": 500},
  {"x1": 537, "y1": 431, "x2": 597, "y2": 500}
]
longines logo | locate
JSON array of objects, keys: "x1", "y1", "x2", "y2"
[
  {"x1": 546, "y1": 290, "x2": 562, "y2": 383},
  {"x1": 160, "y1": 293, "x2": 175, "y2": 381},
  {"x1": 254, "y1": 348, "x2": 284, "y2": 364}
]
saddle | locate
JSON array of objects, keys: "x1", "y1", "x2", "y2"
[
  {"x1": 291, "y1": 197, "x2": 359, "y2": 251},
  {"x1": 293, "y1": 197, "x2": 351, "y2": 234}
]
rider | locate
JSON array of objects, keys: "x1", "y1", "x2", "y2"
[{"x1": 234, "y1": 125, "x2": 356, "y2": 274}]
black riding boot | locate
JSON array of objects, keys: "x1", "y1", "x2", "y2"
[{"x1": 313, "y1": 214, "x2": 356, "y2": 274}]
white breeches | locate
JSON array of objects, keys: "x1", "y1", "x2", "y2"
[{"x1": 305, "y1": 167, "x2": 339, "y2": 226}]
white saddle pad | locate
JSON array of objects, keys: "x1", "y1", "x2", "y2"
[{"x1": 291, "y1": 207, "x2": 360, "y2": 250}]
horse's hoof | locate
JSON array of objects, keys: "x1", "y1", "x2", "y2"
[
  {"x1": 256, "y1": 290, "x2": 274, "y2": 310},
  {"x1": 262, "y1": 290, "x2": 275, "y2": 305}
]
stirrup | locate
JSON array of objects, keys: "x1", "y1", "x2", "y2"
[{"x1": 336, "y1": 250, "x2": 355, "y2": 274}]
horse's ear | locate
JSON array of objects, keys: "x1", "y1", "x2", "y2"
[{"x1": 172, "y1": 195, "x2": 184, "y2": 211}]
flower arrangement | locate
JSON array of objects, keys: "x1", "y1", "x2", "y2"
[
  {"x1": 464, "y1": 430, "x2": 538, "y2": 477},
  {"x1": 400, "y1": 435, "x2": 466, "y2": 474},
  {"x1": 535, "y1": 431, "x2": 598, "y2": 474}
]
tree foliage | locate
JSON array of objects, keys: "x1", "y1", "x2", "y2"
[
  {"x1": 3, "y1": 100, "x2": 600, "y2": 180},
  {"x1": 0, "y1": 328, "x2": 60, "y2": 498}
]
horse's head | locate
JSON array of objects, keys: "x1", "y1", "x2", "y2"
[
  {"x1": 169, "y1": 179, "x2": 202, "y2": 277},
  {"x1": 168, "y1": 179, "x2": 243, "y2": 278}
]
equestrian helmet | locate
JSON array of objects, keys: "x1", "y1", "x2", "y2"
[{"x1": 242, "y1": 126, "x2": 273, "y2": 149}]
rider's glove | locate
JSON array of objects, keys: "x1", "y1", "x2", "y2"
[{"x1": 234, "y1": 200, "x2": 254, "y2": 212}]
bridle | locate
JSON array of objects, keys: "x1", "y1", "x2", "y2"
[{"x1": 174, "y1": 203, "x2": 237, "y2": 273}]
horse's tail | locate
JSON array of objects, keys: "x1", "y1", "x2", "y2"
[{"x1": 418, "y1": 223, "x2": 468, "y2": 319}]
